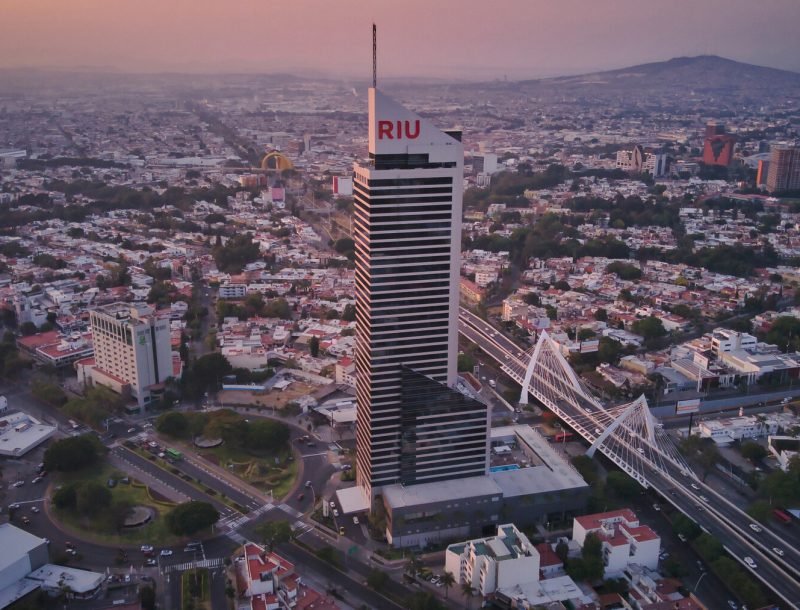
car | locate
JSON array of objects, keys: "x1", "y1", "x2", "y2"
[
  {"x1": 697, "y1": 560, "x2": 706, "y2": 572},
  {"x1": 12, "y1": 481, "x2": 24, "y2": 488},
  {"x1": 306, "y1": 441, "x2": 316, "y2": 447},
  {"x1": 353, "y1": 516, "x2": 359, "y2": 525},
  {"x1": 66, "y1": 548, "x2": 78, "y2": 556},
  {"x1": 305, "y1": 481, "x2": 312, "y2": 488},
  {"x1": 652, "y1": 504, "x2": 661, "y2": 511},
  {"x1": 727, "y1": 601, "x2": 738, "y2": 610},
  {"x1": 744, "y1": 556, "x2": 757, "y2": 569},
  {"x1": 296, "y1": 493, "x2": 305, "y2": 501},
  {"x1": 145, "y1": 559, "x2": 157, "y2": 567},
  {"x1": 21, "y1": 516, "x2": 30, "y2": 525},
  {"x1": 31, "y1": 476, "x2": 43, "y2": 484},
  {"x1": 160, "y1": 549, "x2": 173, "y2": 557},
  {"x1": 677, "y1": 533, "x2": 687, "y2": 542},
  {"x1": 699, "y1": 495, "x2": 709, "y2": 503},
  {"x1": 748, "y1": 523, "x2": 762, "y2": 533},
  {"x1": 127, "y1": 427, "x2": 136, "y2": 434},
  {"x1": 341, "y1": 464, "x2": 352, "y2": 471},
  {"x1": 637, "y1": 447, "x2": 645, "y2": 454},
  {"x1": 140, "y1": 545, "x2": 154, "y2": 553},
  {"x1": 30, "y1": 506, "x2": 40, "y2": 514},
  {"x1": 333, "y1": 509, "x2": 339, "y2": 517},
  {"x1": 338, "y1": 526, "x2": 345, "y2": 535},
  {"x1": 329, "y1": 501, "x2": 336, "y2": 508},
  {"x1": 773, "y1": 547, "x2": 785, "y2": 556},
  {"x1": 65, "y1": 541, "x2": 75, "y2": 549},
  {"x1": 690, "y1": 483, "x2": 700, "y2": 490},
  {"x1": 9, "y1": 503, "x2": 20, "y2": 511}
]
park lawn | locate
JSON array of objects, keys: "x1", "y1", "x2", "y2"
[
  {"x1": 51, "y1": 463, "x2": 183, "y2": 547},
  {"x1": 182, "y1": 568, "x2": 211, "y2": 610},
  {"x1": 196, "y1": 443, "x2": 297, "y2": 500}
]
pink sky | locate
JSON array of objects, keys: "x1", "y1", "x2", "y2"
[{"x1": 1, "y1": 0, "x2": 799, "y2": 79}]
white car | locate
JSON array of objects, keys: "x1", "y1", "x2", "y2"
[
  {"x1": 353, "y1": 516, "x2": 359, "y2": 525},
  {"x1": 699, "y1": 495, "x2": 709, "y2": 503},
  {"x1": 690, "y1": 483, "x2": 700, "y2": 491},
  {"x1": 748, "y1": 523, "x2": 762, "y2": 533},
  {"x1": 140, "y1": 545, "x2": 154, "y2": 553},
  {"x1": 773, "y1": 547, "x2": 785, "y2": 556},
  {"x1": 744, "y1": 556, "x2": 757, "y2": 569},
  {"x1": 333, "y1": 509, "x2": 339, "y2": 517},
  {"x1": 329, "y1": 501, "x2": 336, "y2": 508},
  {"x1": 160, "y1": 549, "x2": 173, "y2": 557},
  {"x1": 652, "y1": 504, "x2": 661, "y2": 511}
]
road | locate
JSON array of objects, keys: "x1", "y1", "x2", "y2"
[{"x1": 458, "y1": 307, "x2": 800, "y2": 609}]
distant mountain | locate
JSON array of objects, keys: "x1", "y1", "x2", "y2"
[{"x1": 510, "y1": 55, "x2": 800, "y2": 97}]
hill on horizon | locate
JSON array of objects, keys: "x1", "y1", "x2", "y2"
[{"x1": 507, "y1": 54, "x2": 800, "y2": 97}]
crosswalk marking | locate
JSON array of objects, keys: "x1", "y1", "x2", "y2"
[{"x1": 164, "y1": 558, "x2": 223, "y2": 573}]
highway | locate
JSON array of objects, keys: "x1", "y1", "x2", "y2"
[{"x1": 459, "y1": 307, "x2": 800, "y2": 609}]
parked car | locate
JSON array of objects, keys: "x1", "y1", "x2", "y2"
[
  {"x1": 353, "y1": 516, "x2": 359, "y2": 525},
  {"x1": 140, "y1": 545, "x2": 154, "y2": 553},
  {"x1": 160, "y1": 549, "x2": 173, "y2": 557}
]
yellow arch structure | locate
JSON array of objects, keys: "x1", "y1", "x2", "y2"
[{"x1": 260, "y1": 151, "x2": 294, "y2": 171}]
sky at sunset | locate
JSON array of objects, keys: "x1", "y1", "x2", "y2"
[{"x1": 2, "y1": 0, "x2": 799, "y2": 80}]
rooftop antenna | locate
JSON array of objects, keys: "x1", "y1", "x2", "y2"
[{"x1": 372, "y1": 23, "x2": 377, "y2": 88}]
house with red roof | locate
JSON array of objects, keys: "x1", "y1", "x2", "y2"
[
  {"x1": 237, "y1": 541, "x2": 339, "y2": 610},
  {"x1": 572, "y1": 509, "x2": 660, "y2": 577}
]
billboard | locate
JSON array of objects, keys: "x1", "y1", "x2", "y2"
[{"x1": 676, "y1": 398, "x2": 701, "y2": 415}]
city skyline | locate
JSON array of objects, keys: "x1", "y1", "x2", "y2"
[{"x1": 1, "y1": 0, "x2": 800, "y2": 79}]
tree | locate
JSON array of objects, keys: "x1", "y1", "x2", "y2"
[
  {"x1": 76, "y1": 481, "x2": 111, "y2": 517},
  {"x1": 255, "y1": 520, "x2": 293, "y2": 552},
  {"x1": 52, "y1": 484, "x2": 78, "y2": 510},
  {"x1": 672, "y1": 514, "x2": 701, "y2": 541},
  {"x1": 461, "y1": 584, "x2": 476, "y2": 610},
  {"x1": 341, "y1": 303, "x2": 356, "y2": 322},
  {"x1": 740, "y1": 441, "x2": 767, "y2": 463},
  {"x1": 555, "y1": 539, "x2": 569, "y2": 563},
  {"x1": 606, "y1": 261, "x2": 642, "y2": 280},
  {"x1": 309, "y1": 336, "x2": 320, "y2": 358},
  {"x1": 263, "y1": 298, "x2": 292, "y2": 320},
  {"x1": 43, "y1": 435, "x2": 103, "y2": 472},
  {"x1": 405, "y1": 552, "x2": 423, "y2": 576},
  {"x1": 244, "y1": 420, "x2": 290, "y2": 453},
  {"x1": 405, "y1": 592, "x2": 446, "y2": 610},
  {"x1": 457, "y1": 352, "x2": 475, "y2": 373},
  {"x1": 212, "y1": 233, "x2": 260, "y2": 273},
  {"x1": 140, "y1": 585, "x2": 156, "y2": 610},
  {"x1": 156, "y1": 411, "x2": 190, "y2": 438},
  {"x1": 440, "y1": 571, "x2": 455, "y2": 599},
  {"x1": 167, "y1": 501, "x2": 219, "y2": 536},
  {"x1": 19, "y1": 321, "x2": 38, "y2": 336},
  {"x1": 606, "y1": 471, "x2": 640, "y2": 499},
  {"x1": 632, "y1": 316, "x2": 666, "y2": 341}
]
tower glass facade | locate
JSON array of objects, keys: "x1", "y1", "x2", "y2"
[{"x1": 353, "y1": 89, "x2": 487, "y2": 498}]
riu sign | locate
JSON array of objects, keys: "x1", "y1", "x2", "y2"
[{"x1": 377, "y1": 120, "x2": 420, "y2": 140}]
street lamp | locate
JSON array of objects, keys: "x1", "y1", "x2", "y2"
[{"x1": 694, "y1": 572, "x2": 707, "y2": 592}]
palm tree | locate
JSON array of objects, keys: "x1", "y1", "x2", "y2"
[
  {"x1": 441, "y1": 571, "x2": 455, "y2": 599},
  {"x1": 461, "y1": 583, "x2": 476, "y2": 610},
  {"x1": 405, "y1": 552, "x2": 422, "y2": 577}
]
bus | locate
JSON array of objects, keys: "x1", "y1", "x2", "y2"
[
  {"x1": 165, "y1": 448, "x2": 183, "y2": 461},
  {"x1": 554, "y1": 431, "x2": 574, "y2": 443},
  {"x1": 773, "y1": 508, "x2": 792, "y2": 524}
]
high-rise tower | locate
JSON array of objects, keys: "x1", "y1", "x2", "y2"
[{"x1": 353, "y1": 88, "x2": 488, "y2": 500}]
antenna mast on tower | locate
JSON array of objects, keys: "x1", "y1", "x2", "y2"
[{"x1": 372, "y1": 24, "x2": 377, "y2": 88}]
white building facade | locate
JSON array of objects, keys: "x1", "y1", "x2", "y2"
[
  {"x1": 572, "y1": 509, "x2": 660, "y2": 577},
  {"x1": 445, "y1": 524, "x2": 540, "y2": 597},
  {"x1": 87, "y1": 303, "x2": 172, "y2": 409}
]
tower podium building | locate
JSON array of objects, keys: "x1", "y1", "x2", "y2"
[
  {"x1": 84, "y1": 303, "x2": 172, "y2": 409},
  {"x1": 341, "y1": 79, "x2": 588, "y2": 549},
  {"x1": 353, "y1": 89, "x2": 489, "y2": 500}
]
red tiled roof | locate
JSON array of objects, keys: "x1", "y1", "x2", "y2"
[{"x1": 535, "y1": 542, "x2": 563, "y2": 568}]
